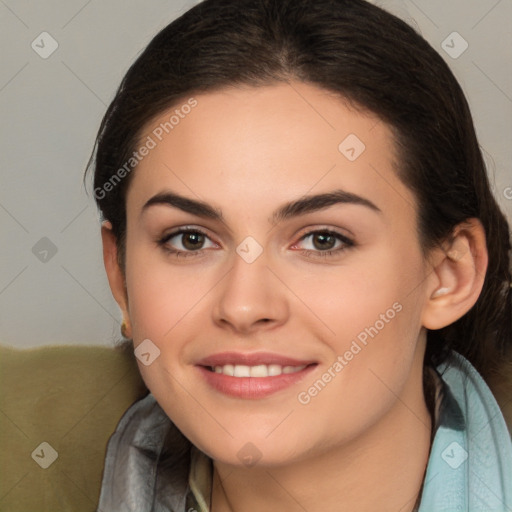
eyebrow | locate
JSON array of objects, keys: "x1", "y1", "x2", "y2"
[{"x1": 141, "y1": 188, "x2": 381, "y2": 224}]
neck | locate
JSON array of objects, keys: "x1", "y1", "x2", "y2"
[{"x1": 211, "y1": 363, "x2": 432, "y2": 512}]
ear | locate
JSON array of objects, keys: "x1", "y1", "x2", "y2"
[
  {"x1": 421, "y1": 218, "x2": 488, "y2": 330},
  {"x1": 101, "y1": 220, "x2": 132, "y2": 338}
]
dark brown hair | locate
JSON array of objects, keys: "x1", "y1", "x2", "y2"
[{"x1": 85, "y1": 0, "x2": 511, "y2": 379}]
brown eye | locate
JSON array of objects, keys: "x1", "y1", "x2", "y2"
[
  {"x1": 158, "y1": 227, "x2": 217, "y2": 258},
  {"x1": 311, "y1": 232, "x2": 337, "y2": 251},
  {"x1": 181, "y1": 232, "x2": 205, "y2": 250},
  {"x1": 292, "y1": 229, "x2": 355, "y2": 260}
]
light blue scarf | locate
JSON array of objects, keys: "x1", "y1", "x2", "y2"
[
  {"x1": 419, "y1": 352, "x2": 512, "y2": 511},
  {"x1": 97, "y1": 352, "x2": 512, "y2": 511}
]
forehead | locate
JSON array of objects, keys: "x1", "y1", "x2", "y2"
[{"x1": 126, "y1": 82, "x2": 415, "y2": 221}]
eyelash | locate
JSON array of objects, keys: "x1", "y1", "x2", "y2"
[
  {"x1": 157, "y1": 227, "x2": 217, "y2": 259},
  {"x1": 157, "y1": 227, "x2": 355, "y2": 260},
  {"x1": 297, "y1": 229, "x2": 354, "y2": 259}
]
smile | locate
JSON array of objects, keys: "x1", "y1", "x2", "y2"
[{"x1": 196, "y1": 352, "x2": 318, "y2": 399}]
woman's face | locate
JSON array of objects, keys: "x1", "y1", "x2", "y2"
[{"x1": 118, "y1": 82, "x2": 434, "y2": 466}]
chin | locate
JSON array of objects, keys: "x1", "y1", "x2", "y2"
[{"x1": 190, "y1": 428, "x2": 311, "y2": 468}]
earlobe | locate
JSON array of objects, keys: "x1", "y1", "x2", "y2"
[
  {"x1": 101, "y1": 221, "x2": 132, "y2": 338},
  {"x1": 422, "y1": 219, "x2": 488, "y2": 330}
]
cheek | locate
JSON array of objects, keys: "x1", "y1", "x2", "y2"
[
  {"x1": 123, "y1": 247, "x2": 222, "y2": 395},
  {"x1": 300, "y1": 250, "x2": 413, "y2": 344},
  {"x1": 306, "y1": 246, "x2": 425, "y2": 392},
  {"x1": 124, "y1": 247, "x2": 210, "y2": 340},
  {"x1": 293, "y1": 300, "x2": 423, "y2": 447}
]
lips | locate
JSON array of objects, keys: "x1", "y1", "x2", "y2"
[{"x1": 196, "y1": 352, "x2": 317, "y2": 399}]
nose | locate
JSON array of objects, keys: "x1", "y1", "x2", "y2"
[{"x1": 212, "y1": 248, "x2": 289, "y2": 335}]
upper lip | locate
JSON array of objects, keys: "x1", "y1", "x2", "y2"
[{"x1": 196, "y1": 352, "x2": 317, "y2": 367}]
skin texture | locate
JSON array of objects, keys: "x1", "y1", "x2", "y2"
[{"x1": 101, "y1": 82, "x2": 487, "y2": 511}]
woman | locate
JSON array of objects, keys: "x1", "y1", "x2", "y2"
[{"x1": 87, "y1": 0, "x2": 512, "y2": 510}]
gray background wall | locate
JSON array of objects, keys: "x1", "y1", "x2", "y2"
[{"x1": 1, "y1": 0, "x2": 511, "y2": 348}]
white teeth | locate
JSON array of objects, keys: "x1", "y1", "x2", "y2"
[
  {"x1": 223, "y1": 364, "x2": 234, "y2": 376},
  {"x1": 250, "y1": 365, "x2": 268, "y2": 377},
  {"x1": 212, "y1": 364, "x2": 306, "y2": 377},
  {"x1": 268, "y1": 364, "x2": 282, "y2": 376},
  {"x1": 233, "y1": 365, "x2": 251, "y2": 377}
]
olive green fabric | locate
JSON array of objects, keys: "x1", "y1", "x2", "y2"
[{"x1": 0, "y1": 343, "x2": 147, "y2": 512}]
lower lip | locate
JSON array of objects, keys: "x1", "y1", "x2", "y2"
[{"x1": 196, "y1": 364, "x2": 317, "y2": 399}]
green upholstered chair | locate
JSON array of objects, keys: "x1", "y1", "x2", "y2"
[{"x1": 0, "y1": 344, "x2": 147, "y2": 512}]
